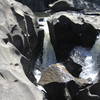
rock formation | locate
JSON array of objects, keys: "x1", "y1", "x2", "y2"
[{"x1": 0, "y1": 0, "x2": 100, "y2": 100}]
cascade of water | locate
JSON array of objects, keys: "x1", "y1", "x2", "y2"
[
  {"x1": 37, "y1": 17, "x2": 57, "y2": 68},
  {"x1": 90, "y1": 34, "x2": 100, "y2": 81},
  {"x1": 33, "y1": 17, "x2": 57, "y2": 82}
]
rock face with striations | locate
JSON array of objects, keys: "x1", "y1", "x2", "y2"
[{"x1": 0, "y1": 0, "x2": 44, "y2": 100}]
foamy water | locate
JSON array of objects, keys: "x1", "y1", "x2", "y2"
[{"x1": 70, "y1": 46, "x2": 99, "y2": 83}]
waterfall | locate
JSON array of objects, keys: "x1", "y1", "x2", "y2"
[
  {"x1": 37, "y1": 17, "x2": 57, "y2": 68},
  {"x1": 33, "y1": 17, "x2": 57, "y2": 82},
  {"x1": 90, "y1": 34, "x2": 100, "y2": 81}
]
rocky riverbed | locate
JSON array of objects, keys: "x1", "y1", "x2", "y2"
[{"x1": 0, "y1": 0, "x2": 100, "y2": 100}]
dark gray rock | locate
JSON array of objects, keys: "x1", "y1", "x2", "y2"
[
  {"x1": 43, "y1": 82, "x2": 71, "y2": 100},
  {"x1": 50, "y1": 15, "x2": 98, "y2": 61},
  {"x1": 74, "y1": 82, "x2": 100, "y2": 100},
  {"x1": 63, "y1": 58, "x2": 82, "y2": 77}
]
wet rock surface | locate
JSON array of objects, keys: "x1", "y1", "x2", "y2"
[{"x1": 0, "y1": 0, "x2": 100, "y2": 100}]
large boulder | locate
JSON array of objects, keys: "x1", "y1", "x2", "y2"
[
  {"x1": 49, "y1": 14, "x2": 98, "y2": 61},
  {"x1": 39, "y1": 62, "x2": 88, "y2": 85},
  {"x1": 43, "y1": 82, "x2": 71, "y2": 100}
]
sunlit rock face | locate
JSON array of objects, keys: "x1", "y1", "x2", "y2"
[
  {"x1": 39, "y1": 62, "x2": 89, "y2": 86},
  {"x1": 0, "y1": 0, "x2": 45, "y2": 100},
  {"x1": 43, "y1": 82, "x2": 71, "y2": 100}
]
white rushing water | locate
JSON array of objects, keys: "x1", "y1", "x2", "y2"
[
  {"x1": 37, "y1": 17, "x2": 57, "y2": 68},
  {"x1": 70, "y1": 45, "x2": 99, "y2": 83}
]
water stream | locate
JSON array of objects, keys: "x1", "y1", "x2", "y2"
[
  {"x1": 70, "y1": 34, "x2": 100, "y2": 83},
  {"x1": 38, "y1": 17, "x2": 57, "y2": 68},
  {"x1": 34, "y1": 17, "x2": 57, "y2": 82}
]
